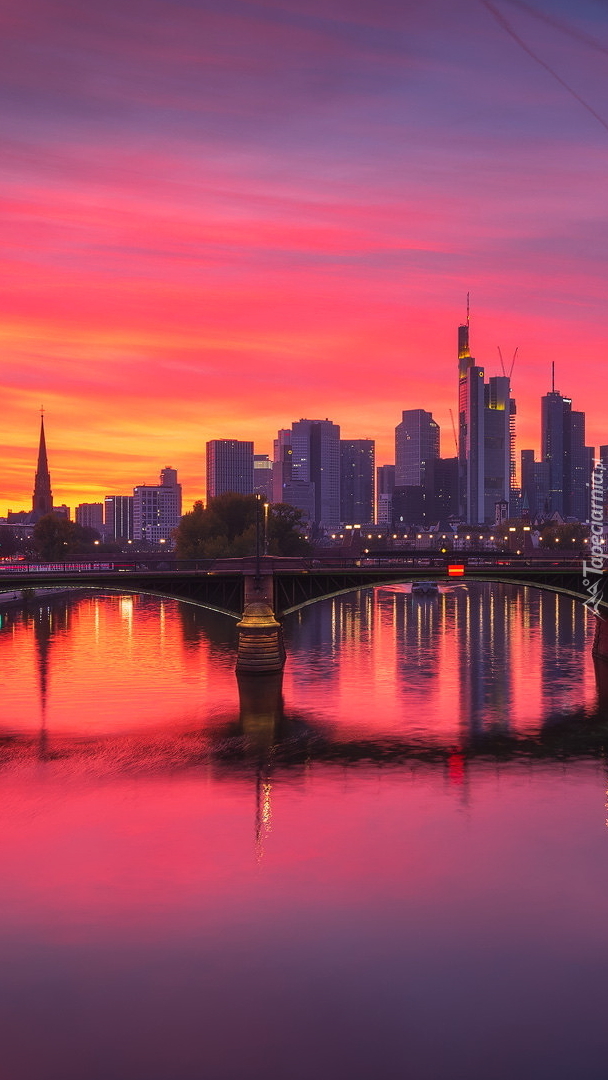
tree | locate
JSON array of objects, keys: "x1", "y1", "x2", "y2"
[
  {"x1": 0, "y1": 526, "x2": 18, "y2": 557},
  {"x1": 173, "y1": 495, "x2": 311, "y2": 559},
  {"x1": 539, "y1": 521, "x2": 588, "y2": 553},
  {"x1": 267, "y1": 503, "x2": 311, "y2": 556},
  {"x1": 33, "y1": 514, "x2": 102, "y2": 559}
]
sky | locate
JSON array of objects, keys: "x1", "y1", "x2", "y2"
[{"x1": 1, "y1": 0, "x2": 607, "y2": 513}]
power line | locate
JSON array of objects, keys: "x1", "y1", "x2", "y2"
[
  {"x1": 481, "y1": 0, "x2": 608, "y2": 134},
  {"x1": 503, "y1": 0, "x2": 608, "y2": 58}
]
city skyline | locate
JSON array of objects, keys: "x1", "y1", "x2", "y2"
[
  {"x1": 2, "y1": 360, "x2": 599, "y2": 525},
  {"x1": 2, "y1": 0, "x2": 608, "y2": 510}
]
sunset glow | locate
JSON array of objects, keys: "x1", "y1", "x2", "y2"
[{"x1": 2, "y1": 0, "x2": 607, "y2": 512}]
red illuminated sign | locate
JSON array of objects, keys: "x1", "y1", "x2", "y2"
[{"x1": 448, "y1": 564, "x2": 465, "y2": 576}]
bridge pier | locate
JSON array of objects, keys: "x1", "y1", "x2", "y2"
[{"x1": 236, "y1": 569, "x2": 285, "y2": 673}]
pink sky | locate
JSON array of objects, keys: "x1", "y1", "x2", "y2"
[{"x1": 1, "y1": 0, "x2": 607, "y2": 512}]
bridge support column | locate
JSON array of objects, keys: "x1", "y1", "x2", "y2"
[
  {"x1": 236, "y1": 603, "x2": 285, "y2": 673},
  {"x1": 592, "y1": 615, "x2": 608, "y2": 661}
]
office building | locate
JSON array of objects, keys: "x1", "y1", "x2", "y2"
[
  {"x1": 541, "y1": 379, "x2": 593, "y2": 519},
  {"x1": 76, "y1": 503, "x2": 104, "y2": 534},
  {"x1": 272, "y1": 430, "x2": 293, "y2": 503},
  {"x1": 206, "y1": 440, "x2": 254, "y2": 502},
  {"x1": 291, "y1": 419, "x2": 341, "y2": 529},
  {"x1": 483, "y1": 375, "x2": 513, "y2": 524},
  {"x1": 104, "y1": 495, "x2": 134, "y2": 541},
  {"x1": 133, "y1": 467, "x2": 182, "y2": 544},
  {"x1": 253, "y1": 455, "x2": 274, "y2": 502},
  {"x1": 395, "y1": 410, "x2": 439, "y2": 489},
  {"x1": 433, "y1": 457, "x2": 459, "y2": 520},
  {"x1": 520, "y1": 450, "x2": 550, "y2": 520},
  {"x1": 340, "y1": 440, "x2": 375, "y2": 524},
  {"x1": 457, "y1": 313, "x2": 515, "y2": 524}
]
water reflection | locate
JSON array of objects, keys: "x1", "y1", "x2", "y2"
[
  {"x1": 1, "y1": 587, "x2": 608, "y2": 1080},
  {"x1": 0, "y1": 584, "x2": 605, "y2": 769}
]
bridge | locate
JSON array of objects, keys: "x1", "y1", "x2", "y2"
[{"x1": 1, "y1": 553, "x2": 607, "y2": 668}]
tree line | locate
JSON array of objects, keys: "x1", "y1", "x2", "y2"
[{"x1": 12, "y1": 494, "x2": 311, "y2": 560}]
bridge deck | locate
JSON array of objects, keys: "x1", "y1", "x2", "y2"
[{"x1": 0, "y1": 557, "x2": 605, "y2": 618}]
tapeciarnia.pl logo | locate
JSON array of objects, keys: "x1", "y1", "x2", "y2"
[{"x1": 582, "y1": 459, "x2": 607, "y2": 617}]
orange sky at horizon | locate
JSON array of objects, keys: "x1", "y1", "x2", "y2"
[{"x1": 1, "y1": 0, "x2": 607, "y2": 514}]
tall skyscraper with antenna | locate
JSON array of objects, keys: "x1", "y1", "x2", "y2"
[
  {"x1": 32, "y1": 413, "x2": 53, "y2": 521},
  {"x1": 458, "y1": 299, "x2": 486, "y2": 523},
  {"x1": 457, "y1": 302, "x2": 516, "y2": 524}
]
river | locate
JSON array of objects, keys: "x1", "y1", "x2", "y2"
[{"x1": 0, "y1": 583, "x2": 607, "y2": 1079}]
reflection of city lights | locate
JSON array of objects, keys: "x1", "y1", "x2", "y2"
[
  {"x1": 120, "y1": 595, "x2": 134, "y2": 638},
  {"x1": 262, "y1": 782, "x2": 272, "y2": 829}
]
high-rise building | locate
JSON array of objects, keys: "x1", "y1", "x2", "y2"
[
  {"x1": 395, "y1": 410, "x2": 439, "y2": 489},
  {"x1": 570, "y1": 412, "x2": 593, "y2": 523},
  {"x1": 457, "y1": 312, "x2": 515, "y2": 524},
  {"x1": 433, "y1": 457, "x2": 459, "y2": 520},
  {"x1": 32, "y1": 414, "x2": 53, "y2": 521},
  {"x1": 253, "y1": 455, "x2": 274, "y2": 502},
  {"x1": 376, "y1": 464, "x2": 395, "y2": 525},
  {"x1": 541, "y1": 389, "x2": 571, "y2": 517},
  {"x1": 133, "y1": 467, "x2": 182, "y2": 544},
  {"x1": 104, "y1": 495, "x2": 134, "y2": 541},
  {"x1": 76, "y1": 503, "x2": 104, "y2": 533},
  {"x1": 541, "y1": 380, "x2": 592, "y2": 519},
  {"x1": 272, "y1": 428, "x2": 315, "y2": 522},
  {"x1": 272, "y1": 430, "x2": 293, "y2": 503},
  {"x1": 340, "y1": 440, "x2": 375, "y2": 524},
  {"x1": 521, "y1": 450, "x2": 550, "y2": 519},
  {"x1": 458, "y1": 314, "x2": 485, "y2": 523},
  {"x1": 206, "y1": 440, "x2": 254, "y2": 502},
  {"x1": 291, "y1": 419, "x2": 340, "y2": 529},
  {"x1": 483, "y1": 375, "x2": 512, "y2": 524}
]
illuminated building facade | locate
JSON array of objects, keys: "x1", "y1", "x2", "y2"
[{"x1": 133, "y1": 467, "x2": 182, "y2": 544}]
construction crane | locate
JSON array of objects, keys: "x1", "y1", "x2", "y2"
[
  {"x1": 497, "y1": 346, "x2": 518, "y2": 383},
  {"x1": 449, "y1": 409, "x2": 458, "y2": 454}
]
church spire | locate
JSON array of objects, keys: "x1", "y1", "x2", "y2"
[{"x1": 32, "y1": 411, "x2": 53, "y2": 520}]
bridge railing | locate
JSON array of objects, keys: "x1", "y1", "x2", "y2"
[{"x1": 0, "y1": 553, "x2": 588, "y2": 575}]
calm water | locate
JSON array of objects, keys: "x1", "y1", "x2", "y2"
[{"x1": 1, "y1": 583, "x2": 607, "y2": 1080}]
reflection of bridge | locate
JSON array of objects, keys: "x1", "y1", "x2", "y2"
[{"x1": 1, "y1": 554, "x2": 607, "y2": 665}]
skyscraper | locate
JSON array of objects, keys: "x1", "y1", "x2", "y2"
[
  {"x1": 32, "y1": 413, "x2": 53, "y2": 521},
  {"x1": 541, "y1": 380, "x2": 592, "y2": 519},
  {"x1": 340, "y1": 440, "x2": 375, "y2": 524},
  {"x1": 206, "y1": 440, "x2": 254, "y2": 502},
  {"x1": 272, "y1": 429, "x2": 293, "y2": 503},
  {"x1": 458, "y1": 313, "x2": 485, "y2": 523},
  {"x1": 291, "y1": 419, "x2": 340, "y2": 529},
  {"x1": 520, "y1": 449, "x2": 550, "y2": 519},
  {"x1": 541, "y1": 389, "x2": 570, "y2": 517},
  {"x1": 483, "y1": 375, "x2": 512, "y2": 523},
  {"x1": 395, "y1": 410, "x2": 439, "y2": 489},
  {"x1": 457, "y1": 311, "x2": 515, "y2": 524}
]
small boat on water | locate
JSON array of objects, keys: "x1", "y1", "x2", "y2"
[{"x1": 411, "y1": 580, "x2": 439, "y2": 595}]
